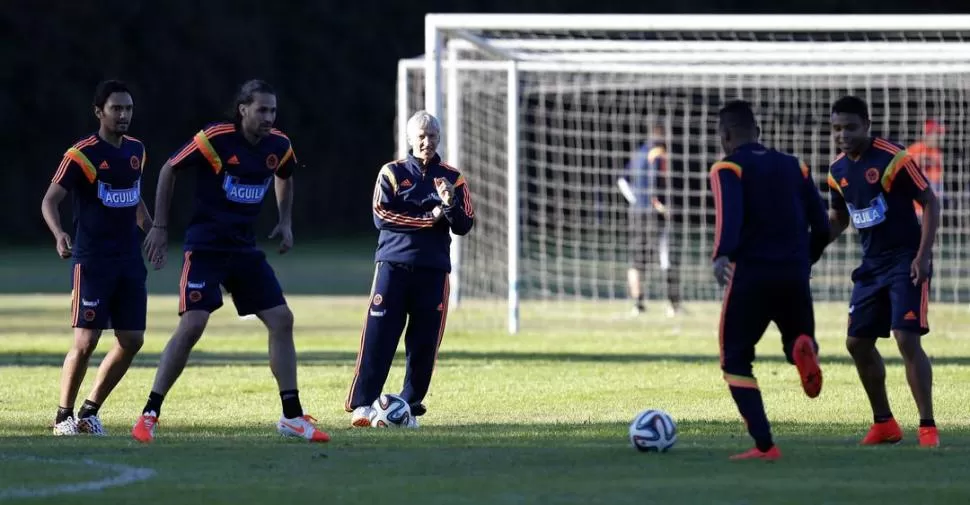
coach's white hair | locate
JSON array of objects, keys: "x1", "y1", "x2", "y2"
[{"x1": 406, "y1": 110, "x2": 441, "y2": 145}]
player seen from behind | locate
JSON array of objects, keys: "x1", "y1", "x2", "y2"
[
  {"x1": 827, "y1": 96, "x2": 940, "y2": 447},
  {"x1": 709, "y1": 100, "x2": 829, "y2": 461}
]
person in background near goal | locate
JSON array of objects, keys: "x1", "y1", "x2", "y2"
[
  {"x1": 709, "y1": 100, "x2": 829, "y2": 461},
  {"x1": 133, "y1": 79, "x2": 329, "y2": 443},
  {"x1": 345, "y1": 110, "x2": 475, "y2": 427},
  {"x1": 827, "y1": 96, "x2": 940, "y2": 448},
  {"x1": 40, "y1": 80, "x2": 152, "y2": 436},
  {"x1": 907, "y1": 119, "x2": 945, "y2": 220},
  {"x1": 618, "y1": 120, "x2": 683, "y2": 317}
]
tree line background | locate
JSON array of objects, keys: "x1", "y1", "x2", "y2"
[{"x1": 1, "y1": 0, "x2": 961, "y2": 245}]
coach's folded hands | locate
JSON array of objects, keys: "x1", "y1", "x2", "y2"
[{"x1": 434, "y1": 177, "x2": 454, "y2": 207}]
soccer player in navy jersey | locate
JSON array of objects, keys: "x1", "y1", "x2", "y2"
[
  {"x1": 827, "y1": 96, "x2": 940, "y2": 447},
  {"x1": 345, "y1": 110, "x2": 474, "y2": 427},
  {"x1": 40, "y1": 80, "x2": 152, "y2": 436},
  {"x1": 709, "y1": 100, "x2": 829, "y2": 460},
  {"x1": 132, "y1": 80, "x2": 328, "y2": 443}
]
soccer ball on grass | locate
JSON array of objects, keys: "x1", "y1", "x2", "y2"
[{"x1": 629, "y1": 408, "x2": 677, "y2": 452}]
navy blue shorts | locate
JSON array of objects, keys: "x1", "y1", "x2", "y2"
[
  {"x1": 848, "y1": 263, "x2": 930, "y2": 339},
  {"x1": 70, "y1": 256, "x2": 147, "y2": 331},
  {"x1": 719, "y1": 266, "x2": 815, "y2": 375},
  {"x1": 177, "y1": 249, "x2": 286, "y2": 316}
]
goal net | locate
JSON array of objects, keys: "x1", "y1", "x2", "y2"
[{"x1": 399, "y1": 14, "x2": 970, "y2": 333}]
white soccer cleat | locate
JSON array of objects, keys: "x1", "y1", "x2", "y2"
[
  {"x1": 53, "y1": 417, "x2": 78, "y2": 436},
  {"x1": 350, "y1": 406, "x2": 374, "y2": 428},
  {"x1": 666, "y1": 303, "x2": 688, "y2": 318},
  {"x1": 405, "y1": 416, "x2": 420, "y2": 429},
  {"x1": 277, "y1": 415, "x2": 330, "y2": 442},
  {"x1": 77, "y1": 415, "x2": 107, "y2": 436}
]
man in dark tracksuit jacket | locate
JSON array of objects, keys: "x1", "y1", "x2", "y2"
[
  {"x1": 709, "y1": 100, "x2": 830, "y2": 460},
  {"x1": 346, "y1": 111, "x2": 475, "y2": 427}
]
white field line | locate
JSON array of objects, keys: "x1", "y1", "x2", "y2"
[{"x1": 0, "y1": 455, "x2": 155, "y2": 500}]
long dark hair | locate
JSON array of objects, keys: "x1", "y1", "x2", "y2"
[{"x1": 229, "y1": 79, "x2": 276, "y2": 123}]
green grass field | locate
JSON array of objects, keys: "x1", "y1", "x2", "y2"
[
  {"x1": 2, "y1": 295, "x2": 970, "y2": 504},
  {"x1": 2, "y1": 244, "x2": 970, "y2": 504}
]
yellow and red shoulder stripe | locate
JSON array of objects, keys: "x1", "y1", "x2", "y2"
[
  {"x1": 872, "y1": 137, "x2": 901, "y2": 156},
  {"x1": 64, "y1": 147, "x2": 98, "y2": 183},
  {"x1": 709, "y1": 160, "x2": 742, "y2": 178}
]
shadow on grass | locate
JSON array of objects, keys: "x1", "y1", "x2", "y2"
[
  {"x1": 3, "y1": 350, "x2": 970, "y2": 368},
  {"x1": 0, "y1": 421, "x2": 967, "y2": 505},
  {"x1": 1, "y1": 420, "x2": 966, "y2": 460}
]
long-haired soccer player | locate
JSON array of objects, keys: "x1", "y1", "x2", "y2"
[{"x1": 133, "y1": 80, "x2": 329, "y2": 443}]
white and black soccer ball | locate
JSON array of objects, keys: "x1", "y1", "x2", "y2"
[
  {"x1": 629, "y1": 408, "x2": 677, "y2": 452},
  {"x1": 370, "y1": 393, "x2": 413, "y2": 428}
]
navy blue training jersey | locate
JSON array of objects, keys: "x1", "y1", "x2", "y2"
[
  {"x1": 372, "y1": 152, "x2": 475, "y2": 271},
  {"x1": 709, "y1": 142, "x2": 830, "y2": 273},
  {"x1": 53, "y1": 134, "x2": 146, "y2": 260},
  {"x1": 828, "y1": 137, "x2": 927, "y2": 263},
  {"x1": 167, "y1": 122, "x2": 296, "y2": 251},
  {"x1": 627, "y1": 140, "x2": 667, "y2": 211}
]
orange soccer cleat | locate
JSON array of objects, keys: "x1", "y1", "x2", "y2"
[
  {"x1": 860, "y1": 418, "x2": 903, "y2": 445},
  {"x1": 792, "y1": 334, "x2": 823, "y2": 399},
  {"x1": 918, "y1": 426, "x2": 940, "y2": 448},
  {"x1": 278, "y1": 415, "x2": 331, "y2": 442},
  {"x1": 729, "y1": 446, "x2": 782, "y2": 461}
]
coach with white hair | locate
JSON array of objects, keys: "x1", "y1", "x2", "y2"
[{"x1": 345, "y1": 110, "x2": 475, "y2": 427}]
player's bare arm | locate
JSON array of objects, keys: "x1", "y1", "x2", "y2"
[
  {"x1": 40, "y1": 183, "x2": 72, "y2": 258},
  {"x1": 269, "y1": 174, "x2": 294, "y2": 254},
  {"x1": 136, "y1": 200, "x2": 154, "y2": 233},
  {"x1": 828, "y1": 206, "x2": 849, "y2": 243},
  {"x1": 801, "y1": 165, "x2": 831, "y2": 264},
  {"x1": 144, "y1": 161, "x2": 177, "y2": 269},
  {"x1": 912, "y1": 185, "x2": 940, "y2": 285}
]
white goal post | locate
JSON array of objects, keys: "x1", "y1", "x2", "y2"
[{"x1": 402, "y1": 14, "x2": 970, "y2": 334}]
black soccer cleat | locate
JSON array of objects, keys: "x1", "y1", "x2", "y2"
[{"x1": 410, "y1": 403, "x2": 427, "y2": 416}]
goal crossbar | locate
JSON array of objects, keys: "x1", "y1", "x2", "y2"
[
  {"x1": 445, "y1": 39, "x2": 970, "y2": 54},
  {"x1": 427, "y1": 13, "x2": 970, "y2": 32},
  {"x1": 418, "y1": 14, "x2": 970, "y2": 334}
]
